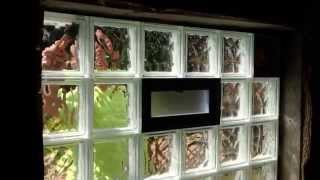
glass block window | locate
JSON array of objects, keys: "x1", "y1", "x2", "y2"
[
  {"x1": 184, "y1": 28, "x2": 219, "y2": 77},
  {"x1": 91, "y1": 17, "x2": 139, "y2": 77},
  {"x1": 250, "y1": 122, "x2": 277, "y2": 161},
  {"x1": 221, "y1": 80, "x2": 249, "y2": 123},
  {"x1": 142, "y1": 133, "x2": 177, "y2": 179},
  {"x1": 142, "y1": 24, "x2": 182, "y2": 77},
  {"x1": 219, "y1": 125, "x2": 248, "y2": 167},
  {"x1": 218, "y1": 169, "x2": 246, "y2": 180},
  {"x1": 222, "y1": 32, "x2": 253, "y2": 78},
  {"x1": 250, "y1": 163, "x2": 276, "y2": 180},
  {"x1": 182, "y1": 128, "x2": 215, "y2": 175},
  {"x1": 252, "y1": 78, "x2": 279, "y2": 120},
  {"x1": 93, "y1": 137, "x2": 134, "y2": 180},
  {"x1": 41, "y1": 11, "x2": 279, "y2": 180},
  {"x1": 44, "y1": 144, "x2": 78, "y2": 180}
]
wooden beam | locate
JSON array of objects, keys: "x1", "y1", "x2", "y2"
[{"x1": 42, "y1": 0, "x2": 295, "y2": 31}]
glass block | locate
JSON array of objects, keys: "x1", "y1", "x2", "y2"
[
  {"x1": 44, "y1": 143, "x2": 78, "y2": 180},
  {"x1": 218, "y1": 169, "x2": 245, "y2": 180},
  {"x1": 183, "y1": 129, "x2": 212, "y2": 172},
  {"x1": 184, "y1": 28, "x2": 219, "y2": 77},
  {"x1": 143, "y1": 133, "x2": 176, "y2": 178},
  {"x1": 92, "y1": 18, "x2": 138, "y2": 76},
  {"x1": 42, "y1": 83, "x2": 80, "y2": 134},
  {"x1": 250, "y1": 122, "x2": 276, "y2": 161},
  {"x1": 221, "y1": 80, "x2": 249, "y2": 122},
  {"x1": 222, "y1": 32, "x2": 253, "y2": 77},
  {"x1": 42, "y1": 12, "x2": 85, "y2": 74},
  {"x1": 94, "y1": 83, "x2": 130, "y2": 129},
  {"x1": 187, "y1": 177, "x2": 213, "y2": 180},
  {"x1": 219, "y1": 126, "x2": 247, "y2": 167},
  {"x1": 94, "y1": 137, "x2": 131, "y2": 180},
  {"x1": 143, "y1": 24, "x2": 181, "y2": 77},
  {"x1": 250, "y1": 163, "x2": 276, "y2": 180},
  {"x1": 252, "y1": 78, "x2": 279, "y2": 119}
]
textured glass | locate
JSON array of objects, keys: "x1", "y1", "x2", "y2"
[
  {"x1": 220, "y1": 170, "x2": 243, "y2": 180},
  {"x1": 223, "y1": 37, "x2": 241, "y2": 73},
  {"x1": 94, "y1": 84, "x2": 129, "y2": 129},
  {"x1": 144, "y1": 30, "x2": 174, "y2": 72},
  {"x1": 42, "y1": 21, "x2": 80, "y2": 71},
  {"x1": 251, "y1": 123, "x2": 275, "y2": 160},
  {"x1": 94, "y1": 26, "x2": 131, "y2": 71},
  {"x1": 94, "y1": 138, "x2": 129, "y2": 180},
  {"x1": 184, "y1": 130, "x2": 209, "y2": 170},
  {"x1": 42, "y1": 84, "x2": 79, "y2": 134},
  {"x1": 222, "y1": 82, "x2": 240, "y2": 118},
  {"x1": 252, "y1": 80, "x2": 276, "y2": 116},
  {"x1": 250, "y1": 164, "x2": 275, "y2": 180},
  {"x1": 44, "y1": 144, "x2": 77, "y2": 180},
  {"x1": 219, "y1": 127, "x2": 241, "y2": 164},
  {"x1": 144, "y1": 134, "x2": 173, "y2": 177},
  {"x1": 187, "y1": 34, "x2": 209, "y2": 72}
]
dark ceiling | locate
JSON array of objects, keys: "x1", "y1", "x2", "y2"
[{"x1": 53, "y1": 0, "x2": 315, "y2": 29}]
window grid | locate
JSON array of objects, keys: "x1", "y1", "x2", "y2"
[{"x1": 42, "y1": 11, "x2": 279, "y2": 180}]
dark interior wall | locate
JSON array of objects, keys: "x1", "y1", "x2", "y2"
[
  {"x1": 279, "y1": 33, "x2": 303, "y2": 180},
  {"x1": 31, "y1": 0, "x2": 44, "y2": 180},
  {"x1": 301, "y1": 4, "x2": 319, "y2": 180}
]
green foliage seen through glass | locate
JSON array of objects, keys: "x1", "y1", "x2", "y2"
[
  {"x1": 94, "y1": 138, "x2": 129, "y2": 180},
  {"x1": 44, "y1": 144, "x2": 77, "y2": 180},
  {"x1": 94, "y1": 84, "x2": 129, "y2": 129},
  {"x1": 42, "y1": 85, "x2": 79, "y2": 134}
]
